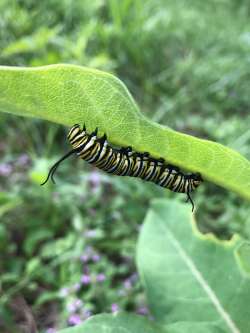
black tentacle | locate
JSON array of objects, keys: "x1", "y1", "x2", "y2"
[
  {"x1": 186, "y1": 191, "x2": 195, "y2": 212},
  {"x1": 41, "y1": 149, "x2": 76, "y2": 186}
]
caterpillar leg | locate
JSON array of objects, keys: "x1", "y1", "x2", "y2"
[{"x1": 120, "y1": 146, "x2": 132, "y2": 154}]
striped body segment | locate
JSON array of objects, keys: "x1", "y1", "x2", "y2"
[{"x1": 68, "y1": 125, "x2": 202, "y2": 202}]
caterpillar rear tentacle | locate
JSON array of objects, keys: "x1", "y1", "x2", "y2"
[{"x1": 41, "y1": 149, "x2": 76, "y2": 186}]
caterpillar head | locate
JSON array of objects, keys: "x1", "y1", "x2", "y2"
[{"x1": 192, "y1": 172, "x2": 203, "y2": 187}]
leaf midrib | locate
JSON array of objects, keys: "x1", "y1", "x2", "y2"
[{"x1": 155, "y1": 211, "x2": 240, "y2": 333}]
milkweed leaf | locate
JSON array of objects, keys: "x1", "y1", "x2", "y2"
[
  {"x1": 0, "y1": 64, "x2": 249, "y2": 200},
  {"x1": 137, "y1": 199, "x2": 250, "y2": 332}
]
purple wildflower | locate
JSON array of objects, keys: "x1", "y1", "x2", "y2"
[
  {"x1": 130, "y1": 273, "x2": 138, "y2": 283},
  {"x1": 89, "y1": 171, "x2": 101, "y2": 192},
  {"x1": 0, "y1": 163, "x2": 12, "y2": 176},
  {"x1": 111, "y1": 303, "x2": 119, "y2": 313},
  {"x1": 80, "y1": 254, "x2": 89, "y2": 263},
  {"x1": 75, "y1": 299, "x2": 83, "y2": 308},
  {"x1": 67, "y1": 303, "x2": 76, "y2": 313},
  {"x1": 17, "y1": 154, "x2": 29, "y2": 167},
  {"x1": 68, "y1": 314, "x2": 82, "y2": 326},
  {"x1": 96, "y1": 273, "x2": 106, "y2": 282},
  {"x1": 89, "y1": 171, "x2": 101, "y2": 184},
  {"x1": 81, "y1": 274, "x2": 91, "y2": 285},
  {"x1": 46, "y1": 329, "x2": 56, "y2": 333},
  {"x1": 59, "y1": 287, "x2": 69, "y2": 297},
  {"x1": 137, "y1": 306, "x2": 149, "y2": 316},
  {"x1": 92, "y1": 254, "x2": 101, "y2": 262},
  {"x1": 123, "y1": 279, "x2": 132, "y2": 290},
  {"x1": 73, "y1": 282, "x2": 81, "y2": 291},
  {"x1": 82, "y1": 309, "x2": 92, "y2": 320},
  {"x1": 67, "y1": 299, "x2": 83, "y2": 313}
]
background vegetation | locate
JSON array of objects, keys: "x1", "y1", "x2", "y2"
[{"x1": 0, "y1": 0, "x2": 250, "y2": 332}]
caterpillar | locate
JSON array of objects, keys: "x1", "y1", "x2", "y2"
[{"x1": 41, "y1": 124, "x2": 203, "y2": 211}]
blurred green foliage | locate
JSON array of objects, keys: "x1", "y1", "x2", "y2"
[{"x1": 0, "y1": 0, "x2": 250, "y2": 332}]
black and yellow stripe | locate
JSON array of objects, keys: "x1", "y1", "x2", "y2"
[{"x1": 41, "y1": 124, "x2": 203, "y2": 211}]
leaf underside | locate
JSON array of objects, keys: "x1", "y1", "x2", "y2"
[
  {"x1": 0, "y1": 64, "x2": 249, "y2": 200},
  {"x1": 137, "y1": 199, "x2": 250, "y2": 333}
]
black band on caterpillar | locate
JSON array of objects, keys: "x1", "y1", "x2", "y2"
[{"x1": 41, "y1": 124, "x2": 203, "y2": 211}]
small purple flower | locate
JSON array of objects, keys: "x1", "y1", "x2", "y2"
[
  {"x1": 137, "y1": 306, "x2": 149, "y2": 316},
  {"x1": 72, "y1": 282, "x2": 81, "y2": 291},
  {"x1": 75, "y1": 299, "x2": 83, "y2": 308},
  {"x1": 81, "y1": 274, "x2": 91, "y2": 285},
  {"x1": 111, "y1": 303, "x2": 119, "y2": 313},
  {"x1": 68, "y1": 314, "x2": 82, "y2": 326},
  {"x1": 96, "y1": 273, "x2": 106, "y2": 282},
  {"x1": 67, "y1": 302, "x2": 77, "y2": 313},
  {"x1": 89, "y1": 171, "x2": 101, "y2": 187},
  {"x1": 82, "y1": 309, "x2": 92, "y2": 319},
  {"x1": 130, "y1": 273, "x2": 138, "y2": 283},
  {"x1": 92, "y1": 254, "x2": 101, "y2": 262},
  {"x1": 123, "y1": 279, "x2": 132, "y2": 290},
  {"x1": 17, "y1": 154, "x2": 29, "y2": 167},
  {"x1": 46, "y1": 329, "x2": 56, "y2": 333},
  {"x1": 67, "y1": 299, "x2": 83, "y2": 313},
  {"x1": 0, "y1": 163, "x2": 12, "y2": 176},
  {"x1": 80, "y1": 254, "x2": 89, "y2": 263},
  {"x1": 59, "y1": 287, "x2": 69, "y2": 297}
]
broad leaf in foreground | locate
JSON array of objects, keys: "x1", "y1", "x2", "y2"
[
  {"x1": 59, "y1": 313, "x2": 167, "y2": 333},
  {"x1": 0, "y1": 65, "x2": 250, "y2": 200},
  {"x1": 137, "y1": 199, "x2": 250, "y2": 333}
]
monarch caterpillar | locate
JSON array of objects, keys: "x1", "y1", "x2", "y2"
[{"x1": 41, "y1": 124, "x2": 203, "y2": 211}]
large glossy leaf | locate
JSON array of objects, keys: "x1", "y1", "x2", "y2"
[
  {"x1": 59, "y1": 313, "x2": 167, "y2": 333},
  {"x1": 0, "y1": 64, "x2": 250, "y2": 200},
  {"x1": 137, "y1": 199, "x2": 250, "y2": 333}
]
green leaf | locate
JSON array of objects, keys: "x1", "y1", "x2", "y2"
[
  {"x1": 25, "y1": 258, "x2": 41, "y2": 275},
  {"x1": 59, "y1": 313, "x2": 167, "y2": 333},
  {"x1": 0, "y1": 192, "x2": 22, "y2": 218},
  {"x1": 0, "y1": 64, "x2": 250, "y2": 200},
  {"x1": 1, "y1": 26, "x2": 59, "y2": 57},
  {"x1": 137, "y1": 199, "x2": 250, "y2": 333}
]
